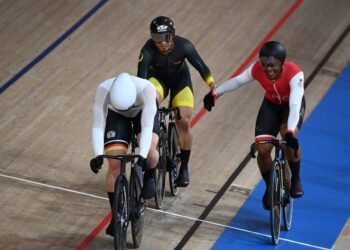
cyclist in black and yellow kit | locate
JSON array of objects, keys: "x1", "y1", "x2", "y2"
[{"x1": 137, "y1": 16, "x2": 215, "y2": 187}]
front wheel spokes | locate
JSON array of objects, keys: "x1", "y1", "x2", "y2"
[
  {"x1": 155, "y1": 131, "x2": 167, "y2": 209},
  {"x1": 283, "y1": 194, "x2": 293, "y2": 231},
  {"x1": 282, "y1": 162, "x2": 293, "y2": 231},
  {"x1": 168, "y1": 123, "x2": 180, "y2": 196},
  {"x1": 130, "y1": 171, "x2": 144, "y2": 248},
  {"x1": 269, "y1": 162, "x2": 281, "y2": 245},
  {"x1": 113, "y1": 176, "x2": 128, "y2": 250}
]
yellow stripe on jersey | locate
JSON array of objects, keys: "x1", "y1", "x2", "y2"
[{"x1": 138, "y1": 53, "x2": 144, "y2": 62}]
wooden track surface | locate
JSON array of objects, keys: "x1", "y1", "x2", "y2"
[{"x1": 0, "y1": 0, "x2": 349, "y2": 249}]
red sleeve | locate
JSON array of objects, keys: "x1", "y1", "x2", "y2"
[
  {"x1": 251, "y1": 61, "x2": 264, "y2": 80},
  {"x1": 284, "y1": 62, "x2": 302, "y2": 79}
]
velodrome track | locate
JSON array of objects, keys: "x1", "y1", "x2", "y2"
[{"x1": 0, "y1": 1, "x2": 349, "y2": 249}]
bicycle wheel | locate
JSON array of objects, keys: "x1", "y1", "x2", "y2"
[
  {"x1": 282, "y1": 192, "x2": 293, "y2": 230},
  {"x1": 155, "y1": 129, "x2": 167, "y2": 209},
  {"x1": 168, "y1": 123, "x2": 181, "y2": 196},
  {"x1": 269, "y1": 160, "x2": 282, "y2": 245},
  {"x1": 130, "y1": 165, "x2": 145, "y2": 248},
  {"x1": 113, "y1": 175, "x2": 129, "y2": 250},
  {"x1": 282, "y1": 162, "x2": 293, "y2": 230}
]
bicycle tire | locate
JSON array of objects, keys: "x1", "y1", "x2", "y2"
[
  {"x1": 282, "y1": 162, "x2": 293, "y2": 230},
  {"x1": 113, "y1": 175, "x2": 129, "y2": 250},
  {"x1": 269, "y1": 160, "x2": 282, "y2": 245},
  {"x1": 282, "y1": 193, "x2": 293, "y2": 230},
  {"x1": 168, "y1": 122, "x2": 181, "y2": 196},
  {"x1": 130, "y1": 165, "x2": 144, "y2": 248},
  {"x1": 155, "y1": 129, "x2": 167, "y2": 209}
]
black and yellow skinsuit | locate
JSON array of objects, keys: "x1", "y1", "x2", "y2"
[{"x1": 137, "y1": 35, "x2": 214, "y2": 107}]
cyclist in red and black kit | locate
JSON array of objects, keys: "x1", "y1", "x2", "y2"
[
  {"x1": 138, "y1": 16, "x2": 215, "y2": 187},
  {"x1": 204, "y1": 41, "x2": 305, "y2": 210}
]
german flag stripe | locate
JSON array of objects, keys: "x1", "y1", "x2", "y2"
[{"x1": 104, "y1": 143, "x2": 128, "y2": 153}]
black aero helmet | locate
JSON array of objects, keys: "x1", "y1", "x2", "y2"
[
  {"x1": 150, "y1": 16, "x2": 175, "y2": 34},
  {"x1": 259, "y1": 41, "x2": 286, "y2": 63}
]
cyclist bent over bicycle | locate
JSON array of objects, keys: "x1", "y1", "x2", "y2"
[
  {"x1": 90, "y1": 72, "x2": 160, "y2": 236},
  {"x1": 204, "y1": 41, "x2": 306, "y2": 210},
  {"x1": 137, "y1": 16, "x2": 215, "y2": 187}
]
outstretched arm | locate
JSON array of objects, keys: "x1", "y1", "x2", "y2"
[
  {"x1": 203, "y1": 64, "x2": 254, "y2": 111},
  {"x1": 215, "y1": 64, "x2": 254, "y2": 95},
  {"x1": 184, "y1": 41, "x2": 215, "y2": 88}
]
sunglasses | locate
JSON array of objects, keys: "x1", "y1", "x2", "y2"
[
  {"x1": 260, "y1": 56, "x2": 282, "y2": 68},
  {"x1": 151, "y1": 32, "x2": 173, "y2": 43}
]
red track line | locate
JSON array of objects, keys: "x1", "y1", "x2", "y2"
[
  {"x1": 76, "y1": 213, "x2": 112, "y2": 250},
  {"x1": 76, "y1": 0, "x2": 303, "y2": 248}
]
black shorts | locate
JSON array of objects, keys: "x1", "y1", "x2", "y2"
[
  {"x1": 148, "y1": 65, "x2": 195, "y2": 107},
  {"x1": 255, "y1": 97, "x2": 306, "y2": 139},
  {"x1": 104, "y1": 108, "x2": 160, "y2": 152}
]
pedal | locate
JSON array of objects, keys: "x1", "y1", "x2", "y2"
[{"x1": 166, "y1": 157, "x2": 177, "y2": 171}]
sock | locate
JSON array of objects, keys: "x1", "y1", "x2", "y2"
[
  {"x1": 107, "y1": 192, "x2": 113, "y2": 211},
  {"x1": 180, "y1": 149, "x2": 191, "y2": 170},
  {"x1": 289, "y1": 160, "x2": 300, "y2": 182},
  {"x1": 262, "y1": 171, "x2": 270, "y2": 189},
  {"x1": 145, "y1": 167, "x2": 156, "y2": 179}
]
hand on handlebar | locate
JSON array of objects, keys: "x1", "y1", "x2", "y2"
[
  {"x1": 285, "y1": 133, "x2": 299, "y2": 157},
  {"x1": 137, "y1": 156, "x2": 148, "y2": 171},
  {"x1": 90, "y1": 156, "x2": 103, "y2": 174}
]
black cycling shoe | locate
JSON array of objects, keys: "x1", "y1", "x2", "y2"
[
  {"x1": 291, "y1": 178, "x2": 304, "y2": 198},
  {"x1": 176, "y1": 167, "x2": 189, "y2": 187},
  {"x1": 262, "y1": 189, "x2": 270, "y2": 210},
  {"x1": 106, "y1": 220, "x2": 114, "y2": 237},
  {"x1": 142, "y1": 170, "x2": 156, "y2": 199}
]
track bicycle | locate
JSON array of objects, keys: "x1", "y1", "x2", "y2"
[
  {"x1": 250, "y1": 139, "x2": 293, "y2": 245},
  {"x1": 97, "y1": 136, "x2": 145, "y2": 249},
  {"x1": 154, "y1": 106, "x2": 182, "y2": 209}
]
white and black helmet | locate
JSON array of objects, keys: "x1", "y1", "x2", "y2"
[{"x1": 110, "y1": 73, "x2": 136, "y2": 111}]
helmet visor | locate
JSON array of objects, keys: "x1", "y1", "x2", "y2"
[
  {"x1": 151, "y1": 32, "x2": 173, "y2": 43},
  {"x1": 260, "y1": 56, "x2": 282, "y2": 68}
]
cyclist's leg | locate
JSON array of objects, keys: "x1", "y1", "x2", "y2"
[
  {"x1": 171, "y1": 83, "x2": 194, "y2": 187},
  {"x1": 147, "y1": 77, "x2": 166, "y2": 168},
  {"x1": 104, "y1": 109, "x2": 132, "y2": 235},
  {"x1": 134, "y1": 106, "x2": 160, "y2": 169},
  {"x1": 256, "y1": 142, "x2": 274, "y2": 210},
  {"x1": 134, "y1": 110, "x2": 160, "y2": 199},
  {"x1": 280, "y1": 97, "x2": 306, "y2": 198},
  {"x1": 148, "y1": 77, "x2": 168, "y2": 104},
  {"x1": 255, "y1": 98, "x2": 281, "y2": 209},
  {"x1": 144, "y1": 133, "x2": 160, "y2": 167}
]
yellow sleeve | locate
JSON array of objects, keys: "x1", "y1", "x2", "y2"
[{"x1": 205, "y1": 75, "x2": 215, "y2": 86}]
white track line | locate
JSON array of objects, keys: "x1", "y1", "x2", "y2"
[
  {"x1": 0, "y1": 173, "x2": 331, "y2": 250},
  {"x1": 0, "y1": 173, "x2": 108, "y2": 201}
]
